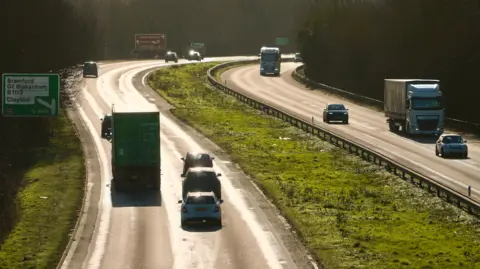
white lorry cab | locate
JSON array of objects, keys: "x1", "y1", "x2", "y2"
[
  {"x1": 259, "y1": 47, "x2": 281, "y2": 76},
  {"x1": 384, "y1": 79, "x2": 444, "y2": 136}
]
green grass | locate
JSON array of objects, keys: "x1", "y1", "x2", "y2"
[
  {"x1": 0, "y1": 112, "x2": 85, "y2": 269},
  {"x1": 148, "y1": 63, "x2": 480, "y2": 269}
]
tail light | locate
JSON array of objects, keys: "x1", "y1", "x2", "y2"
[
  {"x1": 214, "y1": 205, "x2": 220, "y2": 212},
  {"x1": 182, "y1": 206, "x2": 188, "y2": 213}
]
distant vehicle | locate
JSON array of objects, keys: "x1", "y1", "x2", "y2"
[
  {"x1": 178, "y1": 191, "x2": 223, "y2": 227},
  {"x1": 294, "y1": 53, "x2": 303, "y2": 63},
  {"x1": 190, "y1": 42, "x2": 206, "y2": 59},
  {"x1": 110, "y1": 105, "x2": 161, "y2": 192},
  {"x1": 435, "y1": 134, "x2": 468, "y2": 158},
  {"x1": 83, "y1": 61, "x2": 98, "y2": 78},
  {"x1": 186, "y1": 50, "x2": 201, "y2": 61},
  {"x1": 384, "y1": 79, "x2": 444, "y2": 136},
  {"x1": 259, "y1": 46, "x2": 281, "y2": 76},
  {"x1": 181, "y1": 152, "x2": 214, "y2": 177},
  {"x1": 100, "y1": 114, "x2": 112, "y2": 139},
  {"x1": 323, "y1": 103, "x2": 349, "y2": 124},
  {"x1": 165, "y1": 51, "x2": 178, "y2": 63},
  {"x1": 182, "y1": 167, "x2": 222, "y2": 200}
]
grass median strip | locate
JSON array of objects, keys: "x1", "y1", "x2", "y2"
[
  {"x1": 0, "y1": 112, "x2": 85, "y2": 269},
  {"x1": 148, "y1": 62, "x2": 480, "y2": 268}
]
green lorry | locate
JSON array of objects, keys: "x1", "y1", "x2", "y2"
[{"x1": 110, "y1": 106, "x2": 161, "y2": 192}]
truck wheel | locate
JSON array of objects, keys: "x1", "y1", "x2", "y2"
[
  {"x1": 464, "y1": 152, "x2": 468, "y2": 159},
  {"x1": 441, "y1": 149, "x2": 447, "y2": 158},
  {"x1": 217, "y1": 218, "x2": 222, "y2": 227},
  {"x1": 435, "y1": 148, "x2": 439, "y2": 156}
]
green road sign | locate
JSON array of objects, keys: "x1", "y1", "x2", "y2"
[
  {"x1": 2, "y1": 73, "x2": 60, "y2": 117},
  {"x1": 275, "y1": 38, "x2": 289, "y2": 46}
]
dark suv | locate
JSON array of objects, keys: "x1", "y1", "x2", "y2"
[
  {"x1": 83, "y1": 61, "x2": 98, "y2": 78},
  {"x1": 181, "y1": 152, "x2": 214, "y2": 176},
  {"x1": 165, "y1": 51, "x2": 178, "y2": 63},
  {"x1": 182, "y1": 167, "x2": 222, "y2": 200}
]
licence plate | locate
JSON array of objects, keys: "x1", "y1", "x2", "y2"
[{"x1": 196, "y1": 208, "x2": 206, "y2": 211}]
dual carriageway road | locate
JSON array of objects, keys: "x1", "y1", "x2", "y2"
[
  {"x1": 221, "y1": 62, "x2": 480, "y2": 200},
  {"x1": 60, "y1": 57, "x2": 315, "y2": 269},
  {"x1": 60, "y1": 57, "x2": 480, "y2": 269}
]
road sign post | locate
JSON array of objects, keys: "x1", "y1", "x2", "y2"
[{"x1": 2, "y1": 73, "x2": 60, "y2": 117}]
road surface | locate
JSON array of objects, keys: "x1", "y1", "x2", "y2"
[
  {"x1": 59, "y1": 58, "x2": 316, "y2": 269},
  {"x1": 221, "y1": 62, "x2": 480, "y2": 200}
]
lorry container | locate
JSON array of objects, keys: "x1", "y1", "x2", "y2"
[
  {"x1": 111, "y1": 105, "x2": 160, "y2": 191},
  {"x1": 384, "y1": 79, "x2": 444, "y2": 136}
]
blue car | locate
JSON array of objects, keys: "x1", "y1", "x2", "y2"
[
  {"x1": 178, "y1": 191, "x2": 223, "y2": 227},
  {"x1": 435, "y1": 134, "x2": 468, "y2": 158}
]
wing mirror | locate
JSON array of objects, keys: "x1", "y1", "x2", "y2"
[
  {"x1": 177, "y1": 200, "x2": 182, "y2": 204},
  {"x1": 180, "y1": 173, "x2": 185, "y2": 177},
  {"x1": 219, "y1": 199, "x2": 224, "y2": 203},
  {"x1": 211, "y1": 157, "x2": 215, "y2": 160},
  {"x1": 217, "y1": 173, "x2": 222, "y2": 177},
  {"x1": 464, "y1": 140, "x2": 467, "y2": 143},
  {"x1": 181, "y1": 157, "x2": 185, "y2": 161}
]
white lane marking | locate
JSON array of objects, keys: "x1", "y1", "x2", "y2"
[
  {"x1": 141, "y1": 67, "x2": 287, "y2": 268},
  {"x1": 95, "y1": 64, "x2": 217, "y2": 269},
  {"x1": 160, "y1": 114, "x2": 285, "y2": 269},
  {"x1": 75, "y1": 104, "x2": 113, "y2": 269},
  {"x1": 92, "y1": 59, "x2": 292, "y2": 269},
  {"x1": 161, "y1": 132, "x2": 217, "y2": 269},
  {"x1": 81, "y1": 88, "x2": 106, "y2": 118}
]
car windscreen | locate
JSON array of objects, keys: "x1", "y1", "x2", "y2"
[
  {"x1": 328, "y1": 104, "x2": 345, "y2": 110},
  {"x1": 442, "y1": 136, "x2": 463, "y2": 144},
  {"x1": 84, "y1": 64, "x2": 96, "y2": 71},
  {"x1": 186, "y1": 195, "x2": 215, "y2": 205},
  {"x1": 261, "y1": 53, "x2": 278, "y2": 61}
]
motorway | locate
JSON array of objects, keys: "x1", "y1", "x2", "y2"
[
  {"x1": 60, "y1": 58, "x2": 316, "y2": 269},
  {"x1": 221, "y1": 62, "x2": 480, "y2": 200}
]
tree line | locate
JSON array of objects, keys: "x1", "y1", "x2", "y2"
[
  {"x1": 296, "y1": 0, "x2": 480, "y2": 123},
  {"x1": 0, "y1": 0, "x2": 101, "y2": 244}
]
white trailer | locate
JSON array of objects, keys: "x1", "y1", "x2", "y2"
[{"x1": 384, "y1": 79, "x2": 444, "y2": 136}]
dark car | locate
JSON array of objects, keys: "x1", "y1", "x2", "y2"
[
  {"x1": 182, "y1": 167, "x2": 222, "y2": 200},
  {"x1": 294, "y1": 53, "x2": 303, "y2": 63},
  {"x1": 83, "y1": 61, "x2": 98, "y2": 78},
  {"x1": 181, "y1": 152, "x2": 214, "y2": 176},
  {"x1": 165, "y1": 51, "x2": 178, "y2": 63},
  {"x1": 323, "y1": 103, "x2": 349, "y2": 124},
  {"x1": 186, "y1": 50, "x2": 201, "y2": 61}
]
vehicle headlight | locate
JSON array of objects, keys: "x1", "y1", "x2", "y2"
[
  {"x1": 328, "y1": 112, "x2": 333, "y2": 114},
  {"x1": 344, "y1": 112, "x2": 348, "y2": 115}
]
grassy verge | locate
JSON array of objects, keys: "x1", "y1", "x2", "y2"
[
  {"x1": 148, "y1": 63, "x2": 480, "y2": 268},
  {"x1": 0, "y1": 112, "x2": 85, "y2": 269}
]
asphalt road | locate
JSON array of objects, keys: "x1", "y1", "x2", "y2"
[
  {"x1": 221, "y1": 62, "x2": 480, "y2": 200},
  {"x1": 59, "y1": 58, "x2": 316, "y2": 269}
]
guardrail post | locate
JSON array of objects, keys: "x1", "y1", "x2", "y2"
[{"x1": 468, "y1": 186, "x2": 472, "y2": 196}]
